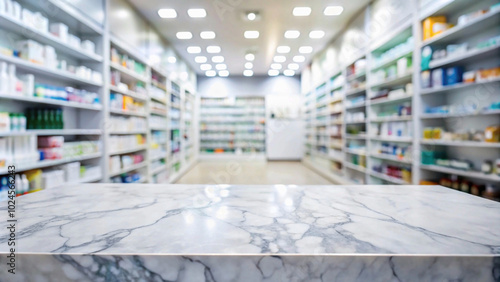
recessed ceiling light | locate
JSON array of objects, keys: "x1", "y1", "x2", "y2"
[
  {"x1": 187, "y1": 46, "x2": 201, "y2": 54},
  {"x1": 277, "y1": 46, "x2": 291, "y2": 54},
  {"x1": 176, "y1": 32, "x2": 192, "y2": 39},
  {"x1": 293, "y1": 55, "x2": 306, "y2": 63},
  {"x1": 324, "y1": 6, "x2": 344, "y2": 16},
  {"x1": 200, "y1": 64, "x2": 212, "y2": 71},
  {"x1": 271, "y1": 63, "x2": 282, "y2": 70},
  {"x1": 268, "y1": 69, "x2": 279, "y2": 76},
  {"x1": 299, "y1": 46, "x2": 313, "y2": 54},
  {"x1": 245, "y1": 53, "x2": 255, "y2": 61},
  {"x1": 309, "y1": 30, "x2": 325, "y2": 39},
  {"x1": 247, "y1": 12, "x2": 257, "y2": 21},
  {"x1": 244, "y1": 30, "x2": 260, "y2": 39},
  {"x1": 215, "y1": 64, "x2": 227, "y2": 70},
  {"x1": 206, "y1": 70, "x2": 216, "y2": 77},
  {"x1": 207, "y1": 46, "x2": 221, "y2": 53},
  {"x1": 188, "y1": 8, "x2": 206, "y2": 18},
  {"x1": 293, "y1": 7, "x2": 311, "y2": 17},
  {"x1": 288, "y1": 63, "x2": 299, "y2": 70},
  {"x1": 284, "y1": 30, "x2": 300, "y2": 39},
  {"x1": 200, "y1": 31, "x2": 216, "y2": 39},
  {"x1": 274, "y1": 56, "x2": 286, "y2": 63},
  {"x1": 245, "y1": 62, "x2": 253, "y2": 69},
  {"x1": 243, "y1": 70, "x2": 254, "y2": 77},
  {"x1": 212, "y1": 56, "x2": 224, "y2": 63},
  {"x1": 167, "y1": 56, "x2": 177, "y2": 64},
  {"x1": 195, "y1": 56, "x2": 207, "y2": 63},
  {"x1": 284, "y1": 70, "x2": 295, "y2": 76},
  {"x1": 158, "y1": 9, "x2": 177, "y2": 18},
  {"x1": 219, "y1": 70, "x2": 229, "y2": 77}
]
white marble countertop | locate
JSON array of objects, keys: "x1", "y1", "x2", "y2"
[{"x1": 1, "y1": 184, "x2": 499, "y2": 256}]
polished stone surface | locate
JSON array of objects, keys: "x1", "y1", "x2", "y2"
[{"x1": 0, "y1": 184, "x2": 499, "y2": 281}]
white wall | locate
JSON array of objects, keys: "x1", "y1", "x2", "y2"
[{"x1": 197, "y1": 76, "x2": 301, "y2": 98}]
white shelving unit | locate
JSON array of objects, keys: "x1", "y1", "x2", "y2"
[
  {"x1": 302, "y1": 0, "x2": 500, "y2": 200},
  {"x1": 199, "y1": 97, "x2": 266, "y2": 160}
]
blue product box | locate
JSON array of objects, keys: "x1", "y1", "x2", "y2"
[{"x1": 446, "y1": 67, "x2": 464, "y2": 85}]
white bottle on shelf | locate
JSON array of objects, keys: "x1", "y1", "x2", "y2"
[
  {"x1": 8, "y1": 64, "x2": 17, "y2": 95},
  {"x1": 0, "y1": 62, "x2": 8, "y2": 95}
]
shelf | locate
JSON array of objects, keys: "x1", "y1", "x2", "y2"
[
  {"x1": 109, "y1": 109, "x2": 147, "y2": 117},
  {"x1": 370, "y1": 72, "x2": 413, "y2": 89},
  {"x1": 369, "y1": 170, "x2": 410, "y2": 185},
  {"x1": 150, "y1": 164, "x2": 167, "y2": 175},
  {"x1": 0, "y1": 129, "x2": 101, "y2": 136},
  {"x1": 150, "y1": 153, "x2": 167, "y2": 161},
  {"x1": 347, "y1": 72, "x2": 366, "y2": 82},
  {"x1": 109, "y1": 145, "x2": 148, "y2": 155},
  {"x1": 421, "y1": 109, "x2": 500, "y2": 119},
  {"x1": 345, "y1": 134, "x2": 367, "y2": 139},
  {"x1": 422, "y1": 9, "x2": 500, "y2": 47},
  {"x1": 370, "y1": 95, "x2": 413, "y2": 106},
  {"x1": 109, "y1": 162, "x2": 147, "y2": 177},
  {"x1": 150, "y1": 126, "x2": 167, "y2": 131},
  {"x1": 345, "y1": 120, "x2": 366, "y2": 125},
  {"x1": 110, "y1": 130, "x2": 147, "y2": 135},
  {"x1": 345, "y1": 88, "x2": 367, "y2": 96},
  {"x1": 345, "y1": 149, "x2": 367, "y2": 156},
  {"x1": 421, "y1": 165, "x2": 500, "y2": 182},
  {"x1": 420, "y1": 140, "x2": 500, "y2": 148},
  {"x1": 66, "y1": 174, "x2": 102, "y2": 185},
  {"x1": 370, "y1": 153, "x2": 412, "y2": 164},
  {"x1": 110, "y1": 63, "x2": 148, "y2": 83},
  {"x1": 109, "y1": 85, "x2": 148, "y2": 101},
  {"x1": 371, "y1": 50, "x2": 413, "y2": 71},
  {"x1": 329, "y1": 155, "x2": 344, "y2": 163},
  {"x1": 420, "y1": 77, "x2": 500, "y2": 95},
  {"x1": 151, "y1": 109, "x2": 167, "y2": 116},
  {"x1": 429, "y1": 44, "x2": 500, "y2": 69},
  {"x1": 344, "y1": 162, "x2": 367, "y2": 173},
  {"x1": 0, "y1": 15, "x2": 103, "y2": 62},
  {"x1": 0, "y1": 54, "x2": 103, "y2": 86},
  {"x1": 370, "y1": 115, "x2": 412, "y2": 122},
  {"x1": 346, "y1": 102, "x2": 366, "y2": 110},
  {"x1": 0, "y1": 94, "x2": 103, "y2": 110},
  {"x1": 0, "y1": 153, "x2": 102, "y2": 174},
  {"x1": 369, "y1": 136, "x2": 413, "y2": 143}
]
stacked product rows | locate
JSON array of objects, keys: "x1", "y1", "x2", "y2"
[
  {"x1": 0, "y1": 1, "x2": 197, "y2": 199},
  {"x1": 303, "y1": 0, "x2": 500, "y2": 200}
]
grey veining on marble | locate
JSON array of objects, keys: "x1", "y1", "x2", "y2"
[{"x1": 0, "y1": 184, "x2": 499, "y2": 281}]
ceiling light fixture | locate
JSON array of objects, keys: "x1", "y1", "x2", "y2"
[
  {"x1": 245, "y1": 53, "x2": 255, "y2": 61},
  {"x1": 200, "y1": 31, "x2": 216, "y2": 39},
  {"x1": 244, "y1": 30, "x2": 260, "y2": 39},
  {"x1": 243, "y1": 70, "x2": 254, "y2": 77},
  {"x1": 200, "y1": 64, "x2": 212, "y2": 71},
  {"x1": 206, "y1": 70, "x2": 216, "y2": 77},
  {"x1": 219, "y1": 70, "x2": 229, "y2": 77},
  {"x1": 158, "y1": 9, "x2": 177, "y2": 18},
  {"x1": 271, "y1": 63, "x2": 282, "y2": 70},
  {"x1": 274, "y1": 56, "x2": 286, "y2": 63},
  {"x1": 215, "y1": 64, "x2": 227, "y2": 70},
  {"x1": 212, "y1": 56, "x2": 224, "y2": 63},
  {"x1": 309, "y1": 30, "x2": 325, "y2": 39},
  {"x1": 268, "y1": 69, "x2": 279, "y2": 76},
  {"x1": 245, "y1": 62, "x2": 253, "y2": 69},
  {"x1": 167, "y1": 56, "x2": 177, "y2": 64},
  {"x1": 284, "y1": 30, "x2": 300, "y2": 39},
  {"x1": 293, "y1": 7, "x2": 311, "y2": 17},
  {"x1": 188, "y1": 8, "x2": 207, "y2": 18},
  {"x1": 288, "y1": 63, "x2": 299, "y2": 70},
  {"x1": 324, "y1": 6, "x2": 344, "y2": 16},
  {"x1": 299, "y1": 46, "x2": 313, "y2": 54},
  {"x1": 247, "y1": 12, "x2": 256, "y2": 21},
  {"x1": 176, "y1": 32, "x2": 192, "y2": 40},
  {"x1": 277, "y1": 46, "x2": 291, "y2": 54},
  {"x1": 187, "y1": 46, "x2": 201, "y2": 54},
  {"x1": 284, "y1": 70, "x2": 295, "y2": 76},
  {"x1": 293, "y1": 55, "x2": 306, "y2": 63},
  {"x1": 207, "y1": 46, "x2": 221, "y2": 53},
  {"x1": 195, "y1": 56, "x2": 207, "y2": 63}
]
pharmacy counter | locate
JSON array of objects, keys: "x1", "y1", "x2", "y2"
[{"x1": 1, "y1": 184, "x2": 499, "y2": 281}]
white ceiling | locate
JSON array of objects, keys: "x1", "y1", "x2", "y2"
[{"x1": 127, "y1": 0, "x2": 370, "y2": 76}]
